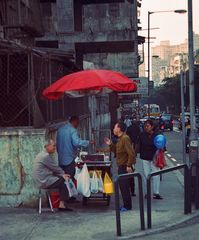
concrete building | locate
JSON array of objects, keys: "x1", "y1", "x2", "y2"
[
  {"x1": 152, "y1": 33, "x2": 199, "y2": 85},
  {"x1": 151, "y1": 40, "x2": 188, "y2": 85},
  {"x1": 0, "y1": 0, "x2": 142, "y2": 207},
  {"x1": 36, "y1": 0, "x2": 142, "y2": 77}
]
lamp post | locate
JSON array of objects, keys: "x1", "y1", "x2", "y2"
[
  {"x1": 147, "y1": 9, "x2": 187, "y2": 117},
  {"x1": 180, "y1": 53, "x2": 186, "y2": 164},
  {"x1": 187, "y1": 0, "x2": 199, "y2": 207},
  {"x1": 187, "y1": 0, "x2": 198, "y2": 166}
]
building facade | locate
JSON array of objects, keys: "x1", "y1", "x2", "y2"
[
  {"x1": 0, "y1": 0, "x2": 142, "y2": 206},
  {"x1": 151, "y1": 33, "x2": 199, "y2": 85},
  {"x1": 37, "y1": 0, "x2": 141, "y2": 78}
]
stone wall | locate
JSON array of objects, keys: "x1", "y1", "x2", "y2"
[{"x1": 0, "y1": 128, "x2": 45, "y2": 207}]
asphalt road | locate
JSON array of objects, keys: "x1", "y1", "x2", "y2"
[{"x1": 164, "y1": 121, "x2": 189, "y2": 165}]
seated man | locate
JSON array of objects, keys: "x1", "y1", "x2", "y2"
[{"x1": 33, "y1": 139, "x2": 73, "y2": 211}]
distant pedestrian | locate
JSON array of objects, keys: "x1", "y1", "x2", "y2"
[
  {"x1": 126, "y1": 119, "x2": 140, "y2": 147},
  {"x1": 136, "y1": 119, "x2": 163, "y2": 200},
  {"x1": 104, "y1": 121, "x2": 136, "y2": 211},
  {"x1": 124, "y1": 117, "x2": 132, "y2": 129}
]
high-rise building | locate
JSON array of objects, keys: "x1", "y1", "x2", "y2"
[{"x1": 152, "y1": 33, "x2": 199, "y2": 85}]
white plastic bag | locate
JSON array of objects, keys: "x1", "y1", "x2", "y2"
[
  {"x1": 65, "y1": 179, "x2": 78, "y2": 198},
  {"x1": 90, "y1": 171, "x2": 99, "y2": 193},
  {"x1": 76, "y1": 164, "x2": 91, "y2": 197}
]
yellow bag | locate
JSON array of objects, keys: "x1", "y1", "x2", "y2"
[{"x1": 103, "y1": 172, "x2": 114, "y2": 194}]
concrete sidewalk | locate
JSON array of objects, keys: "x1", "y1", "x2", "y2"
[{"x1": 0, "y1": 157, "x2": 199, "y2": 240}]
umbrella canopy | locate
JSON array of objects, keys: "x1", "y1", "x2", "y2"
[{"x1": 42, "y1": 69, "x2": 137, "y2": 100}]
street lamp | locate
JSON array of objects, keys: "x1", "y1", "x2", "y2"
[
  {"x1": 187, "y1": 0, "x2": 198, "y2": 162},
  {"x1": 147, "y1": 9, "x2": 187, "y2": 112},
  {"x1": 187, "y1": 0, "x2": 199, "y2": 208}
]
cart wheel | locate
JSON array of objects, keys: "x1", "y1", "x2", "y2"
[
  {"x1": 106, "y1": 195, "x2": 111, "y2": 206},
  {"x1": 82, "y1": 196, "x2": 88, "y2": 206}
]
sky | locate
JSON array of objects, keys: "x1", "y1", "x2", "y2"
[{"x1": 140, "y1": 0, "x2": 199, "y2": 46}]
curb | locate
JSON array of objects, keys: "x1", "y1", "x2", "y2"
[{"x1": 119, "y1": 211, "x2": 199, "y2": 239}]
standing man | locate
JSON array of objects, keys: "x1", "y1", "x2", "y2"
[
  {"x1": 33, "y1": 139, "x2": 72, "y2": 211},
  {"x1": 126, "y1": 119, "x2": 141, "y2": 147},
  {"x1": 56, "y1": 116, "x2": 94, "y2": 179},
  {"x1": 105, "y1": 121, "x2": 136, "y2": 211},
  {"x1": 126, "y1": 119, "x2": 141, "y2": 196}
]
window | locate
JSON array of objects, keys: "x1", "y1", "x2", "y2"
[{"x1": 35, "y1": 40, "x2": 58, "y2": 48}]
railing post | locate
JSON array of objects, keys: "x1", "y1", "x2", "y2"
[
  {"x1": 184, "y1": 165, "x2": 189, "y2": 214},
  {"x1": 114, "y1": 178, "x2": 121, "y2": 236},
  {"x1": 147, "y1": 176, "x2": 152, "y2": 229},
  {"x1": 189, "y1": 165, "x2": 193, "y2": 213},
  {"x1": 146, "y1": 164, "x2": 189, "y2": 228},
  {"x1": 137, "y1": 174, "x2": 145, "y2": 230},
  {"x1": 195, "y1": 163, "x2": 199, "y2": 209},
  {"x1": 114, "y1": 173, "x2": 145, "y2": 236}
]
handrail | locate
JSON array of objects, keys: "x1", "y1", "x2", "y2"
[
  {"x1": 114, "y1": 172, "x2": 145, "y2": 236},
  {"x1": 146, "y1": 164, "x2": 190, "y2": 229},
  {"x1": 190, "y1": 162, "x2": 199, "y2": 210}
]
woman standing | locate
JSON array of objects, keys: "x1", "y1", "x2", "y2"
[{"x1": 137, "y1": 119, "x2": 163, "y2": 200}]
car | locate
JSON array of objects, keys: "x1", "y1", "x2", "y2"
[{"x1": 159, "y1": 114, "x2": 174, "y2": 131}]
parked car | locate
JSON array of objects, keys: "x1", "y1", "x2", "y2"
[{"x1": 159, "y1": 114, "x2": 174, "y2": 131}]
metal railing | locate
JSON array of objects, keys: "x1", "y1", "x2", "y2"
[
  {"x1": 114, "y1": 172, "x2": 145, "y2": 236},
  {"x1": 146, "y1": 164, "x2": 190, "y2": 229},
  {"x1": 190, "y1": 162, "x2": 199, "y2": 210}
]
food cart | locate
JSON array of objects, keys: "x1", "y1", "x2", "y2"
[{"x1": 79, "y1": 152, "x2": 112, "y2": 206}]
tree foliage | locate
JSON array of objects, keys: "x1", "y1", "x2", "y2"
[{"x1": 149, "y1": 66, "x2": 199, "y2": 114}]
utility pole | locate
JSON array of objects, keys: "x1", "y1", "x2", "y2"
[
  {"x1": 188, "y1": 0, "x2": 199, "y2": 205},
  {"x1": 188, "y1": 0, "x2": 198, "y2": 166},
  {"x1": 180, "y1": 54, "x2": 186, "y2": 164},
  {"x1": 147, "y1": 11, "x2": 151, "y2": 118}
]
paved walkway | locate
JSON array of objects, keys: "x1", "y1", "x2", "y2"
[{"x1": 0, "y1": 157, "x2": 199, "y2": 240}]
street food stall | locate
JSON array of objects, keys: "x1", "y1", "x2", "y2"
[
  {"x1": 42, "y1": 69, "x2": 137, "y2": 206},
  {"x1": 78, "y1": 151, "x2": 112, "y2": 206}
]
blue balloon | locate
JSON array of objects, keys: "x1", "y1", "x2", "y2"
[{"x1": 154, "y1": 134, "x2": 166, "y2": 149}]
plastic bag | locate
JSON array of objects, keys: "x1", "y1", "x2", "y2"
[
  {"x1": 154, "y1": 149, "x2": 166, "y2": 169},
  {"x1": 65, "y1": 179, "x2": 78, "y2": 198},
  {"x1": 90, "y1": 171, "x2": 99, "y2": 193},
  {"x1": 75, "y1": 164, "x2": 91, "y2": 197},
  {"x1": 103, "y1": 172, "x2": 114, "y2": 195},
  {"x1": 97, "y1": 171, "x2": 104, "y2": 193}
]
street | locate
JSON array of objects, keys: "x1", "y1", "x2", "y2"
[
  {"x1": 164, "y1": 121, "x2": 189, "y2": 166},
  {"x1": 141, "y1": 217, "x2": 199, "y2": 240}
]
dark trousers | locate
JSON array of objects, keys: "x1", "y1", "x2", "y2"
[
  {"x1": 60, "y1": 161, "x2": 76, "y2": 180},
  {"x1": 130, "y1": 177, "x2": 135, "y2": 194},
  {"x1": 118, "y1": 165, "x2": 132, "y2": 210},
  {"x1": 48, "y1": 177, "x2": 69, "y2": 202}
]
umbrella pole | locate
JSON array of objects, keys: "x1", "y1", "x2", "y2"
[{"x1": 89, "y1": 95, "x2": 97, "y2": 153}]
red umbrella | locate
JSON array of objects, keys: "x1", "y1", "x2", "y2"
[{"x1": 42, "y1": 69, "x2": 137, "y2": 99}]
